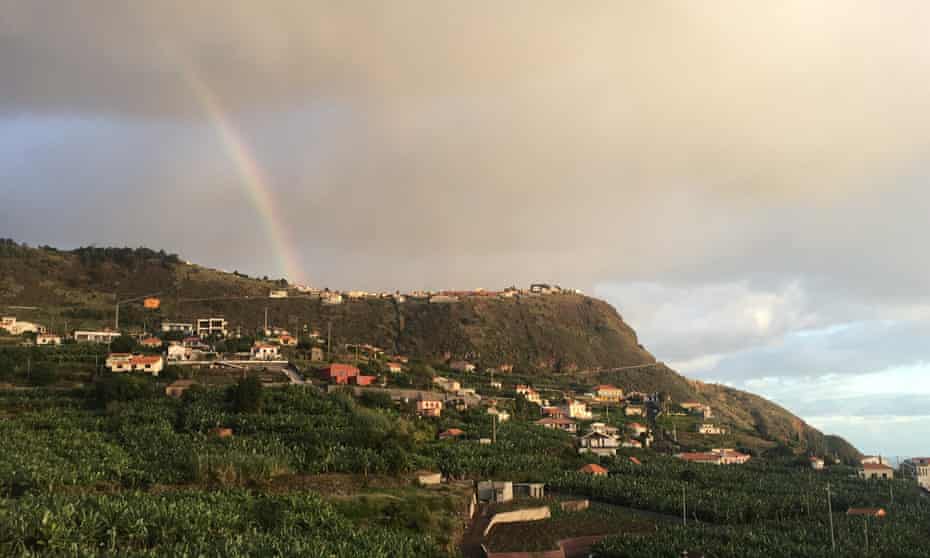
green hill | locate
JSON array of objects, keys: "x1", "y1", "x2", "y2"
[{"x1": 0, "y1": 239, "x2": 860, "y2": 461}]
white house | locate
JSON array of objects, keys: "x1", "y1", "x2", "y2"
[
  {"x1": 578, "y1": 431, "x2": 620, "y2": 457},
  {"x1": 516, "y1": 385, "x2": 542, "y2": 404},
  {"x1": 36, "y1": 333, "x2": 62, "y2": 345},
  {"x1": 698, "y1": 423, "x2": 726, "y2": 435},
  {"x1": 433, "y1": 376, "x2": 461, "y2": 392},
  {"x1": 161, "y1": 322, "x2": 194, "y2": 334},
  {"x1": 450, "y1": 361, "x2": 476, "y2": 373},
  {"x1": 859, "y1": 463, "x2": 895, "y2": 480},
  {"x1": 563, "y1": 399, "x2": 593, "y2": 420},
  {"x1": 487, "y1": 407, "x2": 511, "y2": 423},
  {"x1": 269, "y1": 289, "x2": 288, "y2": 298},
  {"x1": 74, "y1": 330, "x2": 121, "y2": 344},
  {"x1": 251, "y1": 343, "x2": 281, "y2": 361},
  {"x1": 628, "y1": 422, "x2": 648, "y2": 436},
  {"x1": 196, "y1": 318, "x2": 228, "y2": 337},
  {"x1": 2, "y1": 317, "x2": 46, "y2": 335},
  {"x1": 902, "y1": 458, "x2": 930, "y2": 489}
]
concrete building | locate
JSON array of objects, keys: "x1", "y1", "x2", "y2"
[
  {"x1": 810, "y1": 457, "x2": 826, "y2": 471},
  {"x1": 593, "y1": 384, "x2": 624, "y2": 401},
  {"x1": 534, "y1": 417, "x2": 578, "y2": 433},
  {"x1": 578, "y1": 431, "x2": 620, "y2": 457},
  {"x1": 477, "y1": 481, "x2": 513, "y2": 503},
  {"x1": 677, "y1": 448, "x2": 751, "y2": 465},
  {"x1": 1, "y1": 317, "x2": 46, "y2": 335},
  {"x1": 251, "y1": 343, "x2": 281, "y2": 361},
  {"x1": 36, "y1": 333, "x2": 62, "y2": 345},
  {"x1": 161, "y1": 322, "x2": 194, "y2": 334},
  {"x1": 563, "y1": 399, "x2": 593, "y2": 420},
  {"x1": 901, "y1": 458, "x2": 930, "y2": 489},
  {"x1": 859, "y1": 463, "x2": 895, "y2": 480},
  {"x1": 196, "y1": 318, "x2": 227, "y2": 337},
  {"x1": 487, "y1": 407, "x2": 511, "y2": 423},
  {"x1": 450, "y1": 361, "x2": 476, "y2": 373},
  {"x1": 269, "y1": 289, "x2": 288, "y2": 298},
  {"x1": 697, "y1": 423, "x2": 727, "y2": 435},
  {"x1": 74, "y1": 330, "x2": 121, "y2": 344},
  {"x1": 416, "y1": 399, "x2": 443, "y2": 417}
]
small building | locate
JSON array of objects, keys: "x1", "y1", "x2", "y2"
[
  {"x1": 593, "y1": 384, "x2": 624, "y2": 401},
  {"x1": 578, "y1": 463, "x2": 608, "y2": 477},
  {"x1": 139, "y1": 337, "x2": 163, "y2": 349},
  {"x1": 277, "y1": 334, "x2": 297, "y2": 346},
  {"x1": 542, "y1": 406, "x2": 565, "y2": 418},
  {"x1": 810, "y1": 456, "x2": 826, "y2": 471},
  {"x1": 416, "y1": 399, "x2": 443, "y2": 417},
  {"x1": 74, "y1": 330, "x2": 121, "y2": 344},
  {"x1": 677, "y1": 448, "x2": 751, "y2": 465},
  {"x1": 165, "y1": 379, "x2": 195, "y2": 398},
  {"x1": 490, "y1": 380, "x2": 502, "y2": 389},
  {"x1": 859, "y1": 463, "x2": 895, "y2": 480},
  {"x1": 622, "y1": 439, "x2": 643, "y2": 448},
  {"x1": 269, "y1": 289, "x2": 288, "y2": 298},
  {"x1": 319, "y1": 363, "x2": 374, "y2": 386},
  {"x1": 418, "y1": 472, "x2": 442, "y2": 486},
  {"x1": 901, "y1": 457, "x2": 930, "y2": 490},
  {"x1": 578, "y1": 431, "x2": 620, "y2": 457},
  {"x1": 450, "y1": 361, "x2": 476, "y2": 373},
  {"x1": 589, "y1": 422, "x2": 620, "y2": 436},
  {"x1": 321, "y1": 292, "x2": 343, "y2": 305},
  {"x1": 251, "y1": 343, "x2": 281, "y2": 361},
  {"x1": 439, "y1": 428, "x2": 465, "y2": 440},
  {"x1": 385, "y1": 362, "x2": 403, "y2": 373},
  {"x1": 861, "y1": 455, "x2": 890, "y2": 466},
  {"x1": 477, "y1": 481, "x2": 513, "y2": 503},
  {"x1": 143, "y1": 297, "x2": 161, "y2": 309},
  {"x1": 1, "y1": 317, "x2": 46, "y2": 335},
  {"x1": 106, "y1": 353, "x2": 164, "y2": 376},
  {"x1": 167, "y1": 344, "x2": 194, "y2": 361},
  {"x1": 36, "y1": 333, "x2": 62, "y2": 346},
  {"x1": 697, "y1": 423, "x2": 726, "y2": 435},
  {"x1": 534, "y1": 417, "x2": 578, "y2": 434}
]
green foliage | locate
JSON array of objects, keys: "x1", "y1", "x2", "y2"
[
  {"x1": 228, "y1": 376, "x2": 264, "y2": 413},
  {"x1": 27, "y1": 363, "x2": 57, "y2": 386},
  {"x1": 109, "y1": 335, "x2": 137, "y2": 353},
  {"x1": 92, "y1": 374, "x2": 152, "y2": 407}
]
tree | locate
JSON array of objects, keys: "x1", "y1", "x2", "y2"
[
  {"x1": 110, "y1": 335, "x2": 136, "y2": 353},
  {"x1": 93, "y1": 374, "x2": 149, "y2": 406},
  {"x1": 28, "y1": 363, "x2": 57, "y2": 386},
  {"x1": 229, "y1": 376, "x2": 264, "y2": 413}
]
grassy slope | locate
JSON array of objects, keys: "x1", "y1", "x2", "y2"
[{"x1": 0, "y1": 241, "x2": 859, "y2": 458}]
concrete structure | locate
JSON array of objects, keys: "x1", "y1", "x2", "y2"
[
  {"x1": 269, "y1": 289, "x2": 288, "y2": 298},
  {"x1": 106, "y1": 353, "x2": 164, "y2": 376},
  {"x1": 196, "y1": 318, "x2": 227, "y2": 337},
  {"x1": 417, "y1": 472, "x2": 442, "y2": 486},
  {"x1": 859, "y1": 463, "x2": 895, "y2": 480},
  {"x1": 276, "y1": 334, "x2": 297, "y2": 346},
  {"x1": 483, "y1": 505, "x2": 549, "y2": 536},
  {"x1": 429, "y1": 294, "x2": 459, "y2": 303},
  {"x1": 139, "y1": 337, "x2": 162, "y2": 348},
  {"x1": 161, "y1": 322, "x2": 194, "y2": 334},
  {"x1": 385, "y1": 362, "x2": 403, "y2": 373},
  {"x1": 624, "y1": 405, "x2": 645, "y2": 417},
  {"x1": 861, "y1": 455, "x2": 890, "y2": 466},
  {"x1": 901, "y1": 458, "x2": 930, "y2": 489},
  {"x1": 515, "y1": 384, "x2": 542, "y2": 404},
  {"x1": 319, "y1": 363, "x2": 375, "y2": 386},
  {"x1": 477, "y1": 481, "x2": 514, "y2": 504},
  {"x1": 310, "y1": 347, "x2": 325, "y2": 362},
  {"x1": 167, "y1": 343, "x2": 194, "y2": 361},
  {"x1": 74, "y1": 330, "x2": 121, "y2": 344},
  {"x1": 535, "y1": 417, "x2": 578, "y2": 433},
  {"x1": 36, "y1": 333, "x2": 62, "y2": 345}
]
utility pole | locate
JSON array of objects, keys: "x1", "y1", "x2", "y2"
[
  {"x1": 864, "y1": 517, "x2": 870, "y2": 554},
  {"x1": 826, "y1": 482, "x2": 836, "y2": 553},
  {"x1": 492, "y1": 413, "x2": 497, "y2": 444},
  {"x1": 682, "y1": 485, "x2": 687, "y2": 525},
  {"x1": 264, "y1": 307, "x2": 269, "y2": 333},
  {"x1": 115, "y1": 298, "x2": 120, "y2": 330},
  {"x1": 327, "y1": 321, "x2": 332, "y2": 359}
]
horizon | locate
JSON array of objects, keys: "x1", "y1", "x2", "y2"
[{"x1": 4, "y1": 2, "x2": 930, "y2": 458}]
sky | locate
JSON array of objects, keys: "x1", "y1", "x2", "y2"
[{"x1": 2, "y1": 1, "x2": 930, "y2": 457}]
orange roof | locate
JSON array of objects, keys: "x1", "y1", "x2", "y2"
[
  {"x1": 535, "y1": 417, "x2": 576, "y2": 426},
  {"x1": 629, "y1": 456, "x2": 642, "y2": 465},
  {"x1": 130, "y1": 355, "x2": 162, "y2": 365},
  {"x1": 579, "y1": 463, "x2": 608, "y2": 474},
  {"x1": 140, "y1": 337, "x2": 161, "y2": 345},
  {"x1": 594, "y1": 384, "x2": 619, "y2": 391},
  {"x1": 629, "y1": 422, "x2": 646, "y2": 429},
  {"x1": 440, "y1": 428, "x2": 465, "y2": 437}
]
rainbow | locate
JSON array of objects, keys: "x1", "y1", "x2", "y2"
[{"x1": 181, "y1": 64, "x2": 303, "y2": 284}]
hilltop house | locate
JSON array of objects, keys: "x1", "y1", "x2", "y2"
[
  {"x1": 106, "y1": 353, "x2": 164, "y2": 376},
  {"x1": 594, "y1": 384, "x2": 624, "y2": 401},
  {"x1": 161, "y1": 322, "x2": 194, "y2": 334},
  {"x1": 535, "y1": 417, "x2": 578, "y2": 434},
  {"x1": 902, "y1": 458, "x2": 930, "y2": 489},
  {"x1": 578, "y1": 463, "x2": 608, "y2": 476},
  {"x1": 859, "y1": 463, "x2": 895, "y2": 480}
]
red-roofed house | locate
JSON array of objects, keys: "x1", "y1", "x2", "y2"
[
  {"x1": 535, "y1": 417, "x2": 578, "y2": 434},
  {"x1": 251, "y1": 343, "x2": 280, "y2": 361},
  {"x1": 439, "y1": 428, "x2": 465, "y2": 440},
  {"x1": 385, "y1": 362, "x2": 403, "y2": 373},
  {"x1": 319, "y1": 363, "x2": 375, "y2": 386},
  {"x1": 106, "y1": 353, "x2": 164, "y2": 376},
  {"x1": 139, "y1": 337, "x2": 162, "y2": 348},
  {"x1": 416, "y1": 399, "x2": 443, "y2": 417},
  {"x1": 677, "y1": 448, "x2": 750, "y2": 465},
  {"x1": 578, "y1": 463, "x2": 608, "y2": 476}
]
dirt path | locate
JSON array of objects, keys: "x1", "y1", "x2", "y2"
[{"x1": 459, "y1": 503, "x2": 492, "y2": 558}]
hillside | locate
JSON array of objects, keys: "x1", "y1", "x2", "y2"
[{"x1": 0, "y1": 240, "x2": 860, "y2": 460}]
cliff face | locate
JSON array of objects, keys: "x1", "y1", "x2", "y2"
[{"x1": 0, "y1": 241, "x2": 860, "y2": 460}]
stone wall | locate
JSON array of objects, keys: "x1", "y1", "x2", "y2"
[{"x1": 483, "y1": 506, "x2": 551, "y2": 536}]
